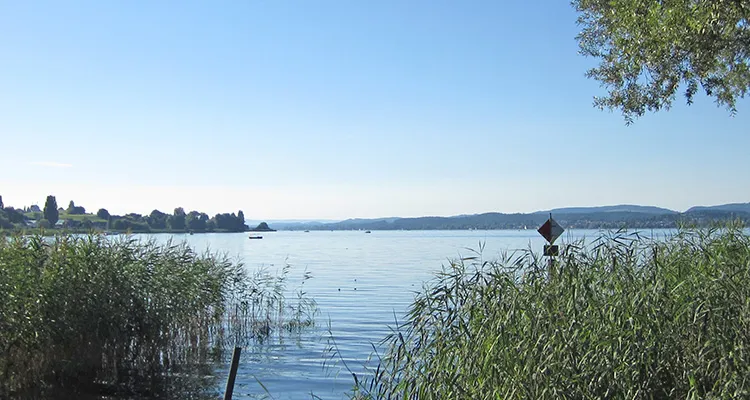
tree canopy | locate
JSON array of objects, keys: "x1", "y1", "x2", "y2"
[
  {"x1": 168, "y1": 207, "x2": 186, "y2": 231},
  {"x1": 67, "y1": 200, "x2": 86, "y2": 215},
  {"x1": 0, "y1": 195, "x2": 251, "y2": 233},
  {"x1": 96, "y1": 208, "x2": 110, "y2": 221},
  {"x1": 574, "y1": 0, "x2": 750, "y2": 123},
  {"x1": 43, "y1": 195, "x2": 59, "y2": 225},
  {"x1": 147, "y1": 210, "x2": 168, "y2": 229}
]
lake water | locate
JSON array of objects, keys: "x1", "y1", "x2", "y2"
[{"x1": 138, "y1": 229, "x2": 666, "y2": 399}]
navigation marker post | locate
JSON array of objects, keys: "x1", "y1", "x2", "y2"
[{"x1": 537, "y1": 214, "x2": 564, "y2": 275}]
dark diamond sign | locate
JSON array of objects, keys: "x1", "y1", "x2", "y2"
[{"x1": 538, "y1": 217, "x2": 564, "y2": 244}]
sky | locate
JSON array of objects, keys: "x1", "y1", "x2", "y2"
[{"x1": 1, "y1": 1, "x2": 748, "y2": 220}]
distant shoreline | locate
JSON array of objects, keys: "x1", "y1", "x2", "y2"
[{"x1": 271, "y1": 204, "x2": 750, "y2": 231}]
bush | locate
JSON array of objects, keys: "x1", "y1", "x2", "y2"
[
  {"x1": 354, "y1": 227, "x2": 750, "y2": 399},
  {"x1": 96, "y1": 208, "x2": 110, "y2": 220},
  {"x1": 0, "y1": 234, "x2": 316, "y2": 398},
  {"x1": 0, "y1": 215, "x2": 12, "y2": 230}
]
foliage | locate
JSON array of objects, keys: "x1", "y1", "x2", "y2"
[
  {"x1": 297, "y1": 210, "x2": 748, "y2": 231},
  {"x1": 251, "y1": 222, "x2": 276, "y2": 232},
  {"x1": 43, "y1": 196, "x2": 58, "y2": 226},
  {"x1": 573, "y1": 0, "x2": 750, "y2": 123},
  {"x1": 212, "y1": 212, "x2": 248, "y2": 232},
  {"x1": 186, "y1": 211, "x2": 210, "y2": 232},
  {"x1": 66, "y1": 200, "x2": 86, "y2": 215},
  {"x1": 110, "y1": 215, "x2": 151, "y2": 232},
  {"x1": 2, "y1": 196, "x2": 251, "y2": 233},
  {"x1": 96, "y1": 208, "x2": 110, "y2": 221},
  {"x1": 351, "y1": 227, "x2": 750, "y2": 399},
  {"x1": 0, "y1": 195, "x2": 3, "y2": 209},
  {"x1": 1, "y1": 208, "x2": 25, "y2": 224},
  {"x1": 147, "y1": 209, "x2": 168, "y2": 229},
  {"x1": 0, "y1": 234, "x2": 316, "y2": 398},
  {"x1": 0, "y1": 214, "x2": 11, "y2": 230},
  {"x1": 168, "y1": 207, "x2": 187, "y2": 231}
]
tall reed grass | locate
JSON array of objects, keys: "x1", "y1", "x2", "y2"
[
  {"x1": 0, "y1": 234, "x2": 315, "y2": 398},
  {"x1": 350, "y1": 226, "x2": 750, "y2": 399}
]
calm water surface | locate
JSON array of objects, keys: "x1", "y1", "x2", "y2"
[{"x1": 137, "y1": 229, "x2": 665, "y2": 399}]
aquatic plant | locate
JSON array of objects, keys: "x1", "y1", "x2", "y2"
[
  {"x1": 350, "y1": 226, "x2": 750, "y2": 399},
  {"x1": 0, "y1": 234, "x2": 316, "y2": 398}
]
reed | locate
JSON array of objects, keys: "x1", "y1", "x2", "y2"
[
  {"x1": 0, "y1": 234, "x2": 315, "y2": 398},
  {"x1": 351, "y1": 226, "x2": 750, "y2": 399}
]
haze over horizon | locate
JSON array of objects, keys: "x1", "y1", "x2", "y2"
[{"x1": 2, "y1": 1, "x2": 748, "y2": 220}]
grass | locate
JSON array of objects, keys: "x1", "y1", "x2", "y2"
[
  {"x1": 347, "y1": 225, "x2": 750, "y2": 399},
  {"x1": 0, "y1": 233, "x2": 316, "y2": 398},
  {"x1": 58, "y1": 213, "x2": 107, "y2": 223},
  {"x1": 21, "y1": 212, "x2": 106, "y2": 223}
]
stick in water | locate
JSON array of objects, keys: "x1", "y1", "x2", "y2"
[{"x1": 224, "y1": 346, "x2": 242, "y2": 400}]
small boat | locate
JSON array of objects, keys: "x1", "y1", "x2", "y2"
[
  {"x1": 365, "y1": 230, "x2": 371, "y2": 234},
  {"x1": 248, "y1": 235, "x2": 263, "y2": 239},
  {"x1": 304, "y1": 230, "x2": 310, "y2": 233}
]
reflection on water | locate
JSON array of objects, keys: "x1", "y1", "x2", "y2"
[{"x1": 13, "y1": 363, "x2": 220, "y2": 400}]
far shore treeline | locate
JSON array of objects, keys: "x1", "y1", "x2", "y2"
[{"x1": 0, "y1": 195, "x2": 251, "y2": 233}]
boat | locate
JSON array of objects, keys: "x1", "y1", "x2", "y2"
[
  {"x1": 248, "y1": 235, "x2": 263, "y2": 240},
  {"x1": 304, "y1": 230, "x2": 310, "y2": 233},
  {"x1": 365, "y1": 230, "x2": 371, "y2": 234}
]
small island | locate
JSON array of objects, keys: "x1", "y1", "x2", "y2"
[{"x1": 249, "y1": 222, "x2": 277, "y2": 232}]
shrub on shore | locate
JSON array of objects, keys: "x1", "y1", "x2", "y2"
[
  {"x1": 353, "y1": 226, "x2": 750, "y2": 399},
  {"x1": 0, "y1": 234, "x2": 315, "y2": 398}
]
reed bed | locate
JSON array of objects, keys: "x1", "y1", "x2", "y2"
[
  {"x1": 351, "y1": 226, "x2": 750, "y2": 399},
  {"x1": 0, "y1": 234, "x2": 315, "y2": 398}
]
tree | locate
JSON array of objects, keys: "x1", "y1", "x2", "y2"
[
  {"x1": 111, "y1": 219, "x2": 126, "y2": 231},
  {"x1": 147, "y1": 209, "x2": 168, "y2": 230},
  {"x1": 168, "y1": 207, "x2": 186, "y2": 231},
  {"x1": 43, "y1": 195, "x2": 59, "y2": 225},
  {"x1": 0, "y1": 214, "x2": 11, "y2": 230},
  {"x1": 96, "y1": 208, "x2": 110, "y2": 220},
  {"x1": 186, "y1": 211, "x2": 208, "y2": 232},
  {"x1": 3, "y1": 207, "x2": 25, "y2": 224},
  {"x1": 237, "y1": 210, "x2": 247, "y2": 231},
  {"x1": 210, "y1": 212, "x2": 247, "y2": 232},
  {"x1": 67, "y1": 200, "x2": 86, "y2": 215},
  {"x1": 573, "y1": 0, "x2": 750, "y2": 123},
  {"x1": 0, "y1": 195, "x2": 3, "y2": 209}
]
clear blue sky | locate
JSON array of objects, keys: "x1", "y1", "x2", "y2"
[{"x1": 1, "y1": 1, "x2": 748, "y2": 219}]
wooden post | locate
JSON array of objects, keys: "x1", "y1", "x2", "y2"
[{"x1": 223, "y1": 346, "x2": 242, "y2": 400}]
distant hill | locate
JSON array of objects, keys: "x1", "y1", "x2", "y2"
[
  {"x1": 279, "y1": 203, "x2": 748, "y2": 231},
  {"x1": 686, "y1": 203, "x2": 750, "y2": 214},
  {"x1": 539, "y1": 205, "x2": 678, "y2": 215},
  {"x1": 245, "y1": 219, "x2": 341, "y2": 230}
]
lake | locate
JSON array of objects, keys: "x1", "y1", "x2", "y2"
[{"x1": 137, "y1": 229, "x2": 666, "y2": 399}]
